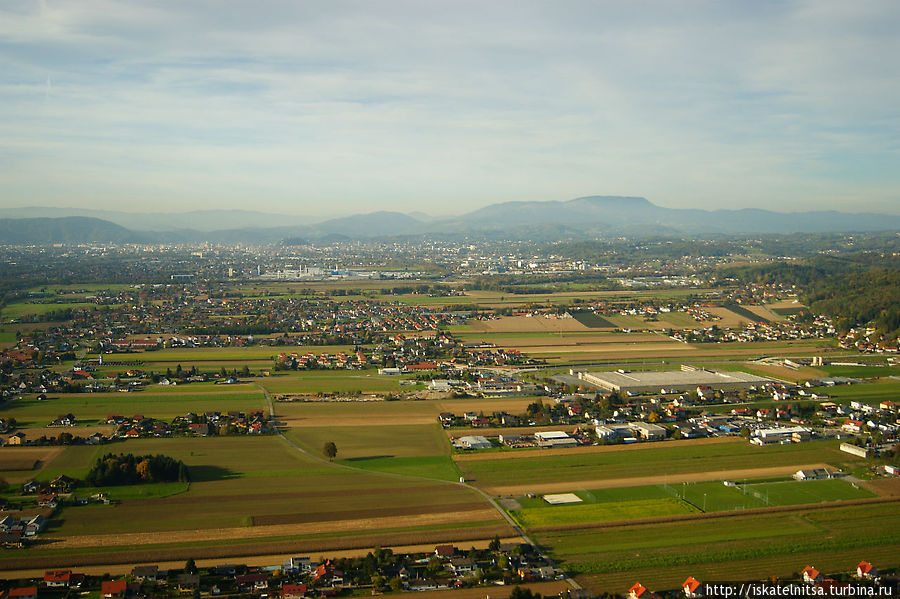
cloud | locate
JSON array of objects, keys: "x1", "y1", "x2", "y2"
[{"x1": 0, "y1": 0, "x2": 898, "y2": 216}]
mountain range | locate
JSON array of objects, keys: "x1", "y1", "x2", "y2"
[{"x1": 2, "y1": 196, "x2": 900, "y2": 244}]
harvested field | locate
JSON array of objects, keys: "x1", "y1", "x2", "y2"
[
  {"x1": 0, "y1": 446, "x2": 63, "y2": 471},
  {"x1": 41, "y1": 507, "x2": 505, "y2": 550},
  {"x1": 745, "y1": 305, "x2": 783, "y2": 322},
  {"x1": 858, "y1": 477, "x2": 900, "y2": 496},
  {"x1": 705, "y1": 307, "x2": 754, "y2": 328},
  {"x1": 468, "y1": 316, "x2": 591, "y2": 333},
  {"x1": 479, "y1": 464, "x2": 835, "y2": 496},
  {"x1": 250, "y1": 501, "x2": 488, "y2": 526}
]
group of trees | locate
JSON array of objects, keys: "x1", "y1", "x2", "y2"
[
  {"x1": 726, "y1": 255, "x2": 900, "y2": 340},
  {"x1": 85, "y1": 453, "x2": 190, "y2": 486}
]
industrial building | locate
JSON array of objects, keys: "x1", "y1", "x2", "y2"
[{"x1": 575, "y1": 366, "x2": 774, "y2": 394}]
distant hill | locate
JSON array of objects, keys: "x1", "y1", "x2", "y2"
[
  {"x1": 2, "y1": 196, "x2": 899, "y2": 244},
  {"x1": 0, "y1": 207, "x2": 314, "y2": 232},
  {"x1": 440, "y1": 196, "x2": 900, "y2": 236},
  {"x1": 0, "y1": 217, "x2": 145, "y2": 244}
]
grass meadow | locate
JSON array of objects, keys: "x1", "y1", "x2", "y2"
[{"x1": 456, "y1": 439, "x2": 859, "y2": 488}]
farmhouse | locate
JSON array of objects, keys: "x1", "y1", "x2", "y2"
[{"x1": 576, "y1": 367, "x2": 773, "y2": 394}]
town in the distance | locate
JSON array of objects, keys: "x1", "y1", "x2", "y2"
[{"x1": 0, "y1": 227, "x2": 898, "y2": 599}]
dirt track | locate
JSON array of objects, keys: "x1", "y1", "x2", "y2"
[
  {"x1": 42, "y1": 508, "x2": 503, "y2": 550},
  {"x1": 481, "y1": 463, "x2": 834, "y2": 496}
]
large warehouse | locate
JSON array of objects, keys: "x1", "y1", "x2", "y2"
[{"x1": 575, "y1": 367, "x2": 774, "y2": 393}]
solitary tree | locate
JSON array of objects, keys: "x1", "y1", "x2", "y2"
[{"x1": 323, "y1": 442, "x2": 338, "y2": 461}]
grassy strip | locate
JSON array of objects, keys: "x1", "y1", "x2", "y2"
[{"x1": 564, "y1": 532, "x2": 898, "y2": 574}]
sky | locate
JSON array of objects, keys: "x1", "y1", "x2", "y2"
[{"x1": 1, "y1": 0, "x2": 899, "y2": 218}]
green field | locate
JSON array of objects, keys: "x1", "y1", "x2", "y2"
[
  {"x1": 2, "y1": 392, "x2": 267, "y2": 426},
  {"x1": 285, "y1": 423, "x2": 450, "y2": 460},
  {"x1": 1, "y1": 302, "x2": 118, "y2": 321},
  {"x1": 513, "y1": 497, "x2": 697, "y2": 527},
  {"x1": 260, "y1": 371, "x2": 406, "y2": 394},
  {"x1": 341, "y1": 455, "x2": 462, "y2": 481},
  {"x1": 24, "y1": 436, "x2": 490, "y2": 540},
  {"x1": 456, "y1": 439, "x2": 860, "y2": 488},
  {"x1": 819, "y1": 364, "x2": 900, "y2": 378},
  {"x1": 554, "y1": 502, "x2": 900, "y2": 592}
]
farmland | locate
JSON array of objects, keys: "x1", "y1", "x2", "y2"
[
  {"x1": 1, "y1": 262, "x2": 897, "y2": 591},
  {"x1": 454, "y1": 438, "x2": 862, "y2": 493}
]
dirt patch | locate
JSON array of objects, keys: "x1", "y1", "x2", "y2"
[
  {"x1": 453, "y1": 436, "x2": 741, "y2": 462},
  {"x1": 0, "y1": 447, "x2": 63, "y2": 471},
  {"x1": 42, "y1": 508, "x2": 504, "y2": 550},
  {"x1": 251, "y1": 502, "x2": 489, "y2": 526},
  {"x1": 858, "y1": 477, "x2": 900, "y2": 497},
  {"x1": 482, "y1": 463, "x2": 835, "y2": 496}
]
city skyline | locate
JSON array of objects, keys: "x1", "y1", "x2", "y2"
[{"x1": 2, "y1": 1, "x2": 899, "y2": 217}]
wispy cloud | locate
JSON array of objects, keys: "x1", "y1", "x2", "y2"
[{"x1": 1, "y1": 0, "x2": 898, "y2": 216}]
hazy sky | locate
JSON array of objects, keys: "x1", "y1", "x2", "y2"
[{"x1": 2, "y1": 1, "x2": 899, "y2": 217}]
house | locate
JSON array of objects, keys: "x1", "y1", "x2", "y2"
[
  {"x1": 24, "y1": 515, "x2": 45, "y2": 536},
  {"x1": 282, "y1": 583, "x2": 307, "y2": 598},
  {"x1": 793, "y1": 469, "x2": 833, "y2": 481},
  {"x1": 177, "y1": 573, "x2": 200, "y2": 593},
  {"x1": 7, "y1": 432, "x2": 26, "y2": 445},
  {"x1": 0, "y1": 531, "x2": 24, "y2": 548},
  {"x1": 235, "y1": 573, "x2": 269, "y2": 592},
  {"x1": 682, "y1": 576, "x2": 702, "y2": 597},
  {"x1": 283, "y1": 557, "x2": 313, "y2": 572},
  {"x1": 6, "y1": 587, "x2": 37, "y2": 599},
  {"x1": 802, "y1": 566, "x2": 823, "y2": 584},
  {"x1": 101, "y1": 580, "x2": 127, "y2": 599},
  {"x1": 43, "y1": 570, "x2": 71, "y2": 588},
  {"x1": 856, "y1": 561, "x2": 878, "y2": 579},
  {"x1": 22, "y1": 480, "x2": 39, "y2": 494},
  {"x1": 132, "y1": 565, "x2": 159, "y2": 581},
  {"x1": 629, "y1": 582, "x2": 648, "y2": 599},
  {"x1": 434, "y1": 544, "x2": 456, "y2": 557},
  {"x1": 37, "y1": 493, "x2": 58, "y2": 508},
  {"x1": 448, "y1": 557, "x2": 476, "y2": 574},
  {"x1": 50, "y1": 475, "x2": 75, "y2": 492}
]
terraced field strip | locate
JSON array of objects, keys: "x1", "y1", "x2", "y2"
[{"x1": 43, "y1": 507, "x2": 505, "y2": 550}]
